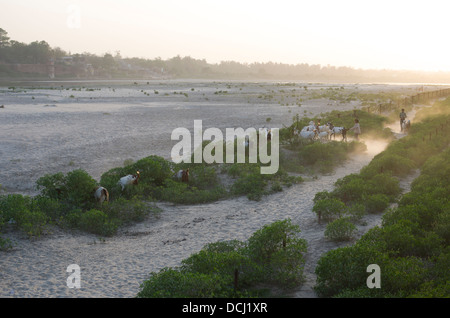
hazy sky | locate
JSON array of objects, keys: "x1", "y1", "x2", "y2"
[{"x1": 1, "y1": 0, "x2": 450, "y2": 71}]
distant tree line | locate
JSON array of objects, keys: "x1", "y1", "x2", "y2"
[{"x1": 1, "y1": 27, "x2": 450, "y2": 82}]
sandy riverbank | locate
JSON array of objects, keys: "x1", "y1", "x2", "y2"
[{"x1": 0, "y1": 81, "x2": 429, "y2": 297}]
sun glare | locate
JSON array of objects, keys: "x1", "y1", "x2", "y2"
[{"x1": 1, "y1": 0, "x2": 450, "y2": 71}]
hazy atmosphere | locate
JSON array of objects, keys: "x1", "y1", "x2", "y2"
[
  {"x1": 1, "y1": 0, "x2": 449, "y2": 305},
  {"x1": 2, "y1": 0, "x2": 450, "y2": 72}
]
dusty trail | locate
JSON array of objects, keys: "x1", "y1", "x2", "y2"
[{"x1": 291, "y1": 106, "x2": 423, "y2": 297}]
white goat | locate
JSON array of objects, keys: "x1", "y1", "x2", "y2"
[
  {"x1": 318, "y1": 124, "x2": 331, "y2": 133},
  {"x1": 318, "y1": 131, "x2": 330, "y2": 141},
  {"x1": 94, "y1": 186, "x2": 109, "y2": 203},
  {"x1": 329, "y1": 124, "x2": 348, "y2": 141},
  {"x1": 118, "y1": 171, "x2": 140, "y2": 191},
  {"x1": 300, "y1": 130, "x2": 317, "y2": 140},
  {"x1": 402, "y1": 120, "x2": 411, "y2": 132}
]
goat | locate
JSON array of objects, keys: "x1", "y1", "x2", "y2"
[
  {"x1": 402, "y1": 120, "x2": 411, "y2": 132},
  {"x1": 299, "y1": 130, "x2": 318, "y2": 140},
  {"x1": 317, "y1": 125, "x2": 329, "y2": 133},
  {"x1": 176, "y1": 168, "x2": 189, "y2": 183},
  {"x1": 118, "y1": 170, "x2": 140, "y2": 191},
  {"x1": 329, "y1": 123, "x2": 348, "y2": 141},
  {"x1": 301, "y1": 124, "x2": 315, "y2": 132},
  {"x1": 318, "y1": 131, "x2": 330, "y2": 141},
  {"x1": 94, "y1": 186, "x2": 109, "y2": 203}
]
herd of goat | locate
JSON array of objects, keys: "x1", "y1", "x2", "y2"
[
  {"x1": 93, "y1": 168, "x2": 190, "y2": 204},
  {"x1": 93, "y1": 120, "x2": 411, "y2": 205},
  {"x1": 92, "y1": 129, "x2": 274, "y2": 204},
  {"x1": 295, "y1": 121, "x2": 349, "y2": 142}
]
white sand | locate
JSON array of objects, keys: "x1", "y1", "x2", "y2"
[{"x1": 0, "y1": 80, "x2": 425, "y2": 297}]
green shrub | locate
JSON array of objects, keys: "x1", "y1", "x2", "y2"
[
  {"x1": 366, "y1": 173, "x2": 401, "y2": 198},
  {"x1": 435, "y1": 209, "x2": 450, "y2": 244},
  {"x1": 325, "y1": 217, "x2": 357, "y2": 241},
  {"x1": 63, "y1": 209, "x2": 83, "y2": 228},
  {"x1": 410, "y1": 282, "x2": 450, "y2": 298},
  {"x1": 78, "y1": 209, "x2": 118, "y2": 236},
  {"x1": 313, "y1": 191, "x2": 334, "y2": 203},
  {"x1": 132, "y1": 155, "x2": 173, "y2": 186},
  {"x1": 364, "y1": 193, "x2": 390, "y2": 214},
  {"x1": 0, "y1": 236, "x2": 13, "y2": 251},
  {"x1": 15, "y1": 209, "x2": 49, "y2": 237},
  {"x1": 247, "y1": 219, "x2": 307, "y2": 287},
  {"x1": 181, "y1": 241, "x2": 260, "y2": 289},
  {"x1": 382, "y1": 256, "x2": 427, "y2": 295},
  {"x1": 332, "y1": 174, "x2": 368, "y2": 203},
  {"x1": 35, "y1": 172, "x2": 65, "y2": 200},
  {"x1": 361, "y1": 152, "x2": 416, "y2": 178},
  {"x1": 270, "y1": 181, "x2": 283, "y2": 193},
  {"x1": 231, "y1": 172, "x2": 267, "y2": 201},
  {"x1": 314, "y1": 241, "x2": 389, "y2": 297},
  {"x1": 137, "y1": 268, "x2": 238, "y2": 298},
  {"x1": 137, "y1": 219, "x2": 308, "y2": 297},
  {"x1": 36, "y1": 169, "x2": 97, "y2": 209},
  {"x1": 0, "y1": 194, "x2": 48, "y2": 237},
  {"x1": 30, "y1": 195, "x2": 64, "y2": 221},
  {"x1": 346, "y1": 203, "x2": 367, "y2": 223},
  {"x1": 312, "y1": 198, "x2": 347, "y2": 222},
  {"x1": 155, "y1": 179, "x2": 226, "y2": 204},
  {"x1": 103, "y1": 196, "x2": 155, "y2": 225}
]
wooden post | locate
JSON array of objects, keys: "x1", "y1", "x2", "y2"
[{"x1": 234, "y1": 269, "x2": 239, "y2": 290}]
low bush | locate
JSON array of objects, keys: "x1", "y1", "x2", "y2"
[
  {"x1": 36, "y1": 169, "x2": 98, "y2": 210},
  {"x1": 346, "y1": 203, "x2": 367, "y2": 223},
  {"x1": 312, "y1": 198, "x2": 347, "y2": 222},
  {"x1": 314, "y1": 241, "x2": 389, "y2": 297},
  {"x1": 137, "y1": 268, "x2": 238, "y2": 298},
  {"x1": 247, "y1": 219, "x2": 307, "y2": 287},
  {"x1": 0, "y1": 194, "x2": 49, "y2": 237},
  {"x1": 137, "y1": 219, "x2": 307, "y2": 297},
  {"x1": 364, "y1": 193, "x2": 390, "y2": 214},
  {"x1": 78, "y1": 209, "x2": 119, "y2": 237},
  {"x1": 315, "y1": 147, "x2": 450, "y2": 297},
  {"x1": 325, "y1": 217, "x2": 357, "y2": 241}
]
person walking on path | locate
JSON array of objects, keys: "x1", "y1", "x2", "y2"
[
  {"x1": 399, "y1": 109, "x2": 407, "y2": 132},
  {"x1": 349, "y1": 118, "x2": 361, "y2": 140}
]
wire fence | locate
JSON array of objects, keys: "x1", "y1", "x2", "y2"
[{"x1": 364, "y1": 87, "x2": 450, "y2": 114}]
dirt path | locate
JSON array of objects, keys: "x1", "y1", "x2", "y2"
[{"x1": 290, "y1": 107, "x2": 422, "y2": 297}]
